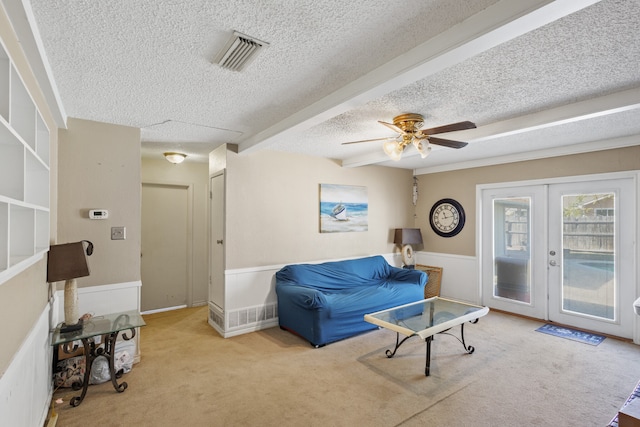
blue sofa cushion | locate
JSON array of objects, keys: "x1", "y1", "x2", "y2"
[{"x1": 324, "y1": 284, "x2": 421, "y2": 318}]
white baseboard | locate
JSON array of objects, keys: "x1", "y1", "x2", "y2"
[{"x1": 141, "y1": 305, "x2": 187, "y2": 315}]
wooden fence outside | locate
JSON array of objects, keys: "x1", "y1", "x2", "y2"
[{"x1": 563, "y1": 217, "x2": 614, "y2": 253}]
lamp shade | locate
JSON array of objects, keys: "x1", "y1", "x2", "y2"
[
  {"x1": 394, "y1": 228, "x2": 423, "y2": 245},
  {"x1": 48, "y1": 241, "x2": 93, "y2": 331},
  {"x1": 47, "y1": 242, "x2": 90, "y2": 282}
]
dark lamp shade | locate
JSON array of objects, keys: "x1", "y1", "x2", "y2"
[
  {"x1": 47, "y1": 242, "x2": 90, "y2": 282},
  {"x1": 394, "y1": 228, "x2": 423, "y2": 245}
]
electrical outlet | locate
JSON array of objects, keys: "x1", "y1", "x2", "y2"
[{"x1": 111, "y1": 226, "x2": 126, "y2": 240}]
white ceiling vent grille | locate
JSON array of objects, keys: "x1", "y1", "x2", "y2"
[{"x1": 214, "y1": 31, "x2": 269, "y2": 72}]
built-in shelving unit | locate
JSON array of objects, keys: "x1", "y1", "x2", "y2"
[{"x1": 0, "y1": 40, "x2": 50, "y2": 285}]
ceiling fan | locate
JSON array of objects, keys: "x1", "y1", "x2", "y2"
[{"x1": 342, "y1": 113, "x2": 476, "y2": 161}]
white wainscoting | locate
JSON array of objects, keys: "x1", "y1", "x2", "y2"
[
  {"x1": 210, "y1": 253, "x2": 414, "y2": 338},
  {"x1": 415, "y1": 251, "x2": 480, "y2": 304},
  {"x1": 209, "y1": 265, "x2": 282, "y2": 338},
  {"x1": 54, "y1": 281, "x2": 143, "y2": 363},
  {"x1": 0, "y1": 303, "x2": 53, "y2": 427},
  {"x1": 209, "y1": 253, "x2": 477, "y2": 338},
  {"x1": 54, "y1": 281, "x2": 142, "y2": 322}
]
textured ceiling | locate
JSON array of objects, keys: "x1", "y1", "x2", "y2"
[{"x1": 11, "y1": 0, "x2": 640, "y2": 170}]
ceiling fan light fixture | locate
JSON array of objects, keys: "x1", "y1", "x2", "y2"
[
  {"x1": 342, "y1": 113, "x2": 475, "y2": 162},
  {"x1": 383, "y1": 140, "x2": 404, "y2": 161},
  {"x1": 413, "y1": 139, "x2": 432, "y2": 159}
]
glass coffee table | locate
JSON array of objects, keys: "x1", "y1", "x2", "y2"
[{"x1": 364, "y1": 297, "x2": 489, "y2": 376}]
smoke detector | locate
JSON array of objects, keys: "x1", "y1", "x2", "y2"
[{"x1": 214, "y1": 31, "x2": 269, "y2": 72}]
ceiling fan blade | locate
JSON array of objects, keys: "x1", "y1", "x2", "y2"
[
  {"x1": 342, "y1": 137, "x2": 394, "y2": 145},
  {"x1": 378, "y1": 121, "x2": 405, "y2": 134},
  {"x1": 428, "y1": 137, "x2": 469, "y2": 149},
  {"x1": 421, "y1": 121, "x2": 476, "y2": 135}
]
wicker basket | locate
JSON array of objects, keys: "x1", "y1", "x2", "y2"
[{"x1": 416, "y1": 265, "x2": 443, "y2": 298}]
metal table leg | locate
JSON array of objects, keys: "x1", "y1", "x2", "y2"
[
  {"x1": 67, "y1": 327, "x2": 136, "y2": 407},
  {"x1": 383, "y1": 320, "x2": 480, "y2": 377}
]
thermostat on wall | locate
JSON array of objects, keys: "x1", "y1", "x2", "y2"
[{"x1": 89, "y1": 209, "x2": 109, "y2": 219}]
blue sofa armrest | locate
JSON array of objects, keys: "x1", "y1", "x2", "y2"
[
  {"x1": 276, "y1": 282, "x2": 328, "y2": 309},
  {"x1": 387, "y1": 267, "x2": 428, "y2": 287}
]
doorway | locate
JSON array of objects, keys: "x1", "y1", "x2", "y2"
[
  {"x1": 480, "y1": 173, "x2": 636, "y2": 338},
  {"x1": 141, "y1": 182, "x2": 192, "y2": 312}
]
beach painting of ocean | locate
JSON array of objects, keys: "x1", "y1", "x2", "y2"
[{"x1": 319, "y1": 184, "x2": 368, "y2": 233}]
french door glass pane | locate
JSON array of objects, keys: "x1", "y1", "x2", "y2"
[
  {"x1": 561, "y1": 193, "x2": 615, "y2": 320},
  {"x1": 493, "y1": 197, "x2": 531, "y2": 303}
]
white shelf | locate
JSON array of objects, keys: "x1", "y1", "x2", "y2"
[
  {"x1": 10, "y1": 65, "x2": 36, "y2": 150},
  {"x1": 0, "y1": 202, "x2": 7, "y2": 271},
  {"x1": 25, "y1": 151, "x2": 49, "y2": 207},
  {"x1": 35, "y1": 209, "x2": 49, "y2": 254},
  {"x1": 0, "y1": 47, "x2": 9, "y2": 122},
  {"x1": 9, "y1": 205, "x2": 34, "y2": 267},
  {"x1": 0, "y1": 41, "x2": 50, "y2": 284},
  {"x1": 36, "y1": 113, "x2": 49, "y2": 166},
  {"x1": 0, "y1": 124, "x2": 24, "y2": 201}
]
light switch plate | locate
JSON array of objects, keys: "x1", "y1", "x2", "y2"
[{"x1": 111, "y1": 226, "x2": 126, "y2": 240}]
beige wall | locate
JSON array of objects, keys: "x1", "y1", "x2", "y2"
[
  {"x1": 0, "y1": 4, "x2": 58, "y2": 377},
  {"x1": 417, "y1": 145, "x2": 640, "y2": 256},
  {"x1": 57, "y1": 118, "x2": 141, "y2": 287},
  {"x1": 141, "y1": 157, "x2": 209, "y2": 304},
  {"x1": 221, "y1": 149, "x2": 415, "y2": 269}
]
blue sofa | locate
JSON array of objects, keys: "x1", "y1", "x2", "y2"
[{"x1": 275, "y1": 255, "x2": 427, "y2": 347}]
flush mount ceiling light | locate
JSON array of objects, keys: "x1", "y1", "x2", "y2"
[
  {"x1": 164, "y1": 152, "x2": 187, "y2": 164},
  {"x1": 213, "y1": 31, "x2": 269, "y2": 72}
]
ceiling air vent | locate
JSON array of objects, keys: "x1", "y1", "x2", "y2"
[{"x1": 214, "y1": 31, "x2": 269, "y2": 72}]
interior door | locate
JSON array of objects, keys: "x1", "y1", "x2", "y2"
[
  {"x1": 547, "y1": 178, "x2": 635, "y2": 338},
  {"x1": 209, "y1": 172, "x2": 225, "y2": 310},
  {"x1": 141, "y1": 183, "x2": 189, "y2": 312}
]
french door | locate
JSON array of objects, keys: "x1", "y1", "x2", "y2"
[{"x1": 481, "y1": 174, "x2": 636, "y2": 338}]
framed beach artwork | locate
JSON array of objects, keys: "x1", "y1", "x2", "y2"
[{"x1": 319, "y1": 184, "x2": 368, "y2": 233}]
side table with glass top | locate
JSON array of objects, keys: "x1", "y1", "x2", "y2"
[{"x1": 51, "y1": 310, "x2": 146, "y2": 407}]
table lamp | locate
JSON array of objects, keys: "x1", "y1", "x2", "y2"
[
  {"x1": 47, "y1": 241, "x2": 93, "y2": 333},
  {"x1": 394, "y1": 228, "x2": 423, "y2": 268}
]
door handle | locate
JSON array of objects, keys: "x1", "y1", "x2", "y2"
[
  {"x1": 549, "y1": 260, "x2": 557, "y2": 266},
  {"x1": 216, "y1": 239, "x2": 223, "y2": 244}
]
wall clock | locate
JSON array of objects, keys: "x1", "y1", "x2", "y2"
[{"x1": 429, "y1": 198, "x2": 465, "y2": 237}]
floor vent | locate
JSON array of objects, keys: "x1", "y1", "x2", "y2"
[
  {"x1": 227, "y1": 302, "x2": 277, "y2": 328},
  {"x1": 209, "y1": 306, "x2": 224, "y2": 329},
  {"x1": 214, "y1": 31, "x2": 269, "y2": 72}
]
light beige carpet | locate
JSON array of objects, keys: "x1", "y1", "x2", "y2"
[{"x1": 52, "y1": 306, "x2": 640, "y2": 426}]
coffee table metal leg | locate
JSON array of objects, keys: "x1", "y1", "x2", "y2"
[
  {"x1": 383, "y1": 320, "x2": 480, "y2": 377},
  {"x1": 385, "y1": 332, "x2": 415, "y2": 358},
  {"x1": 425, "y1": 335, "x2": 433, "y2": 376},
  {"x1": 459, "y1": 320, "x2": 478, "y2": 354}
]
